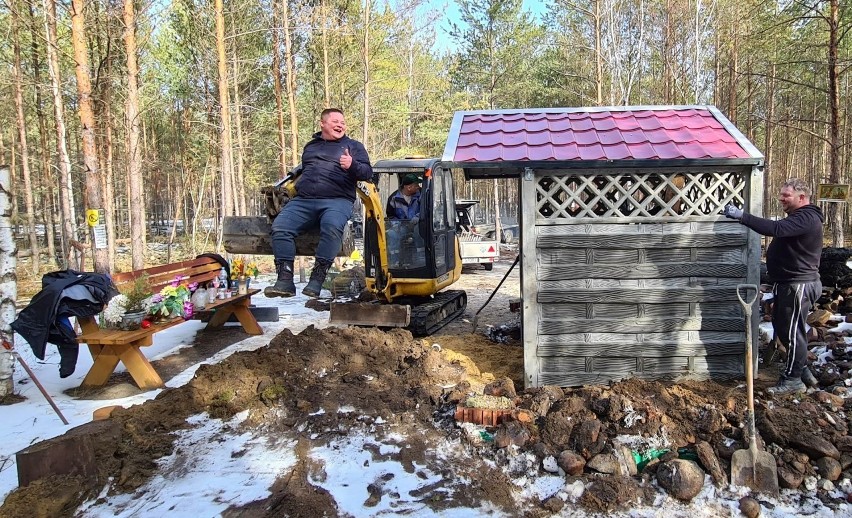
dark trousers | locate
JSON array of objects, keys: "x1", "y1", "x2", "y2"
[
  {"x1": 772, "y1": 280, "x2": 821, "y2": 379},
  {"x1": 270, "y1": 197, "x2": 353, "y2": 263}
]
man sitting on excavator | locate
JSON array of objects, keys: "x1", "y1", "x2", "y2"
[
  {"x1": 385, "y1": 174, "x2": 423, "y2": 267},
  {"x1": 266, "y1": 108, "x2": 373, "y2": 298}
]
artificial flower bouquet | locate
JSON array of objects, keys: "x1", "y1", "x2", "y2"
[
  {"x1": 148, "y1": 276, "x2": 199, "y2": 320},
  {"x1": 231, "y1": 256, "x2": 260, "y2": 279}
]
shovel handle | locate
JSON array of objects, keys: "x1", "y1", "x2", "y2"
[{"x1": 736, "y1": 284, "x2": 759, "y2": 311}]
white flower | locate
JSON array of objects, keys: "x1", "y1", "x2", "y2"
[{"x1": 103, "y1": 294, "x2": 129, "y2": 324}]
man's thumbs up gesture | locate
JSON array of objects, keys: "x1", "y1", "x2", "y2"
[{"x1": 340, "y1": 147, "x2": 352, "y2": 170}]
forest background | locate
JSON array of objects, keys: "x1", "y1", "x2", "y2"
[{"x1": 0, "y1": 0, "x2": 850, "y2": 277}]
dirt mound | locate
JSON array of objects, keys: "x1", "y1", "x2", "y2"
[{"x1": 2, "y1": 324, "x2": 852, "y2": 517}]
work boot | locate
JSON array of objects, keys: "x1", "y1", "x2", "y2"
[
  {"x1": 801, "y1": 366, "x2": 819, "y2": 388},
  {"x1": 302, "y1": 258, "x2": 332, "y2": 298},
  {"x1": 767, "y1": 377, "x2": 806, "y2": 396},
  {"x1": 264, "y1": 259, "x2": 296, "y2": 298}
]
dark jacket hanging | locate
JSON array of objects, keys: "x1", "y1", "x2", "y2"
[{"x1": 12, "y1": 270, "x2": 117, "y2": 377}]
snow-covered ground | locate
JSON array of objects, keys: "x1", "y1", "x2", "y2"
[{"x1": 2, "y1": 278, "x2": 849, "y2": 517}]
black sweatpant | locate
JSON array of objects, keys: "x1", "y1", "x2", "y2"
[{"x1": 772, "y1": 280, "x2": 821, "y2": 380}]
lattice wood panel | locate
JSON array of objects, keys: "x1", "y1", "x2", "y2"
[{"x1": 535, "y1": 170, "x2": 746, "y2": 219}]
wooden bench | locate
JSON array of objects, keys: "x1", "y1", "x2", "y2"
[{"x1": 77, "y1": 256, "x2": 263, "y2": 390}]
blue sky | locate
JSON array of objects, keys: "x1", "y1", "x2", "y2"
[{"x1": 425, "y1": 0, "x2": 547, "y2": 54}]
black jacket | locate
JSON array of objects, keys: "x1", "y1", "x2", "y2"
[
  {"x1": 295, "y1": 132, "x2": 373, "y2": 201},
  {"x1": 740, "y1": 204, "x2": 824, "y2": 283},
  {"x1": 12, "y1": 270, "x2": 117, "y2": 377}
]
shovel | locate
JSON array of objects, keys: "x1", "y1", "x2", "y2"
[{"x1": 731, "y1": 284, "x2": 779, "y2": 495}]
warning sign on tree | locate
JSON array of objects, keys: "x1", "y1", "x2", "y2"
[{"x1": 86, "y1": 208, "x2": 108, "y2": 249}]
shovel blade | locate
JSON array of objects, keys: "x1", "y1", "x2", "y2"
[{"x1": 731, "y1": 448, "x2": 779, "y2": 495}]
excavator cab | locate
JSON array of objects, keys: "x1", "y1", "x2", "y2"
[{"x1": 331, "y1": 158, "x2": 467, "y2": 335}]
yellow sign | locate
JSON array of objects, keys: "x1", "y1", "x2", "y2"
[
  {"x1": 86, "y1": 209, "x2": 100, "y2": 227},
  {"x1": 817, "y1": 184, "x2": 849, "y2": 202}
]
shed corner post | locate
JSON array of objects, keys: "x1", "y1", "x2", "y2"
[
  {"x1": 521, "y1": 167, "x2": 539, "y2": 389},
  {"x1": 746, "y1": 164, "x2": 765, "y2": 377}
]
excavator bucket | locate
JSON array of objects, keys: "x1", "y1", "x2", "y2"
[
  {"x1": 222, "y1": 216, "x2": 355, "y2": 257},
  {"x1": 329, "y1": 301, "x2": 411, "y2": 328}
]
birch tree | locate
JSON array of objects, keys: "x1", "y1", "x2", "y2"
[{"x1": 0, "y1": 166, "x2": 15, "y2": 397}]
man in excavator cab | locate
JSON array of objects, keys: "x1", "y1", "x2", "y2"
[{"x1": 385, "y1": 173, "x2": 423, "y2": 268}]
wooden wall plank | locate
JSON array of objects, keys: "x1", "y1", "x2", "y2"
[
  {"x1": 536, "y1": 342, "x2": 743, "y2": 357},
  {"x1": 538, "y1": 263, "x2": 747, "y2": 281},
  {"x1": 539, "y1": 302, "x2": 744, "y2": 319},
  {"x1": 537, "y1": 287, "x2": 736, "y2": 304},
  {"x1": 537, "y1": 233, "x2": 747, "y2": 249},
  {"x1": 538, "y1": 330, "x2": 743, "y2": 345},
  {"x1": 539, "y1": 317, "x2": 744, "y2": 334},
  {"x1": 538, "y1": 368, "x2": 741, "y2": 387}
]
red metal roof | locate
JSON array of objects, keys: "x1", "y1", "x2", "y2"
[{"x1": 444, "y1": 107, "x2": 758, "y2": 163}]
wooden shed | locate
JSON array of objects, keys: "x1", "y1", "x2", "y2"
[{"x1": 441, "y1": 106, "x2": 764, "y2": 388}]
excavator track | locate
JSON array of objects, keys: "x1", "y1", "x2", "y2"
[{"x1": 407, "y1": 290, "x2": 467, "y2": 336}]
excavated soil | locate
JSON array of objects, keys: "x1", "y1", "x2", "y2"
[{"x1": 3, "y1": 252, "x2": 852, "y2": 517}]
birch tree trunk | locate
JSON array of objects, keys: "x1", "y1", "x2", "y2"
[
  {"x1": 272, "y1": 2, "x2": 288, "y2": 179},
  {"x1": 71, "y1": 0, "x2": 109, "y2": 273},
  {"x1": 215, "y1": 0, "x2": 235, "y2": 222},
  {"x1": 0, "y1": 166, "x2": 16, "y2": 397},
  {"x1": 44, "y1": 0, "x2": 78, "y2": 269},
  {"x1": 827, "y1": 0, "x2": 843, "y2": 246},
  {"x1": 124, "y1": 0, "x2": 144, "y2": 269},
  {"x1": 12, "y1": 0, "x2": 40, "y2": 274}
]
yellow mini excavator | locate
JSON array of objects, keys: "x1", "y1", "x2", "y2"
[{"x1": 223, "y1": 158, "x2": 467, "y2": 335}]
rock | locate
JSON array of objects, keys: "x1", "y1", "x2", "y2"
[
  {"x1": 494, "y1": 420, "x2": 530, "y2": 448},
  {"x1": 542, "y1": 455, "x2": 559, "y2": 473},
  {"x1": 804, "y1": 475, "x2": 818, "y2": 491},
  {"x1": 816, "y1": 457, "x2": 842, "y2": 481},
  {"x1": 695, "y1": 407, "x2": 726, "y2": 434},
  {"x1": 696, "y1": 441, "x2": 726, "y2": 486},
  {"x1": 778, "y1": 465, "x2": 804, "y2": 489},
  {"x1": 539, "y1": 385, "x2": 565, "y2": 401},
  {"x1": 570, "y1": 419, "x2": 603, "y2": 459},
  {"x1": 738, "y1": 496, "x2": 761, "y2": 518},
  {"x1": 841, "y1": 453, "x2": 852, "y2": 471},
  {"x1": 513, "y1": 409, "x2": 534, "y2": 423},
  {"x1": 808, "y1": 309, "x2": 833, "y2": 326},
  {"x1": 616, "y1": 445, "x2": 638, "y2": 476},
  {"x1": 835, "y1": 436, "x2": 852, "y2": 452},
  {"x1": 817, "y1": 478, "x2": 835, "y2": 491},
  {"x1": 540, "y1": 410, "x2": 575, "y2": 450},
  {"x1": 789, "y1": 435, "x2": 841, "y2": 460},
  {"x1": 525, "y1": 390, "x2": 556, "y2": 416},
  {"x1": 798, "y1": 401, "x2": 819, "y2": 414},
  {"x1": 813, "y1": 391, "x2": 844, "y2": 409},
  {"x1": 587, "y1": 453, "x2": 621, "y2": 475},
  {"x1": 541, "y1": 495, "x2": 564, "y2": 512},
  {"x1": 656, "y1": 459, "x2": 705, "y2": 502},
  {"x1": 484, "y1": 377, "x2": 517, "y2": 399},
  {"x1": 557, "y1": 450, "x2": 586, "y2": 476}
]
